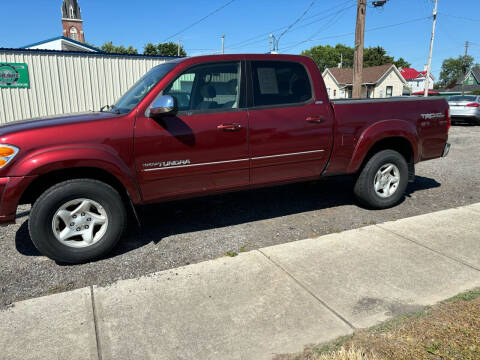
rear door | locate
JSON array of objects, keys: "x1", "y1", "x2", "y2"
[
  {"x1": 134, "y1": 61, "x2": 249, "y2": 202},
  {"x1": 248, "y1": 60, "x2": 333, "y2": 185}
]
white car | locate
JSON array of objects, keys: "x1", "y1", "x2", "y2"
[{"x1": 448, "y1": 95, "x2": 480, "y2": 125}]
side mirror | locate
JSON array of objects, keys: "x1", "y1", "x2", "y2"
[{"x1": 149, "y1": 95, "x2": 178, "y2": 118}]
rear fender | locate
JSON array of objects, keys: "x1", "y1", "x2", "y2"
[
  {"x1": 347, "y1": 119, "x2": 420, "y2": 174},
  {"x1": 9, "y1": 146, "x2": 142, "y2": 204}
]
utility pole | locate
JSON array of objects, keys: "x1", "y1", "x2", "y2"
[
  {"x1": 269, "y1": 34, "x2": 278, "y2": 54},
  {"x1": 352, "y1": 0, "x2": 367, "y2": 98},
  {"x1": 177, "y1": 39, "x2": 181, "y2": 57},
  {"x1": 221, "y1": 34, "x2": 225, "y2": 54},
  {"x1": 462, "y1": 40, "x2": 469, "y2": 96},
  {"x1": 424, "y1": 0, "x2": 438, "y2": 97}
]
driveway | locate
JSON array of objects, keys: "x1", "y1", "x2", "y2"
[{"x1": 1, "y1": 125, "x2": 479, "y2": 308}]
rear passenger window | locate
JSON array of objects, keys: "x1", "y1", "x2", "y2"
[{"x1": 251, "y1": 61, "x2": 312, "y2": 107}]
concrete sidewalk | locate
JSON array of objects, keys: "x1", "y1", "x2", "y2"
[{"x1": 1, "y1": 203, "x2": 479, "y2": 360}]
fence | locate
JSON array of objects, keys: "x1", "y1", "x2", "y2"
[{"x1": 0, "y1": 49, "x2": 174, "y2": 124}]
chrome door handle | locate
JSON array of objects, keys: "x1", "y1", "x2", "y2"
[
  {"x1": 217, "y1": 123, "x2": 243, "y2": 132},
  {"x1": 306, "y1": 116, "x2": 324, "y2": 124}
]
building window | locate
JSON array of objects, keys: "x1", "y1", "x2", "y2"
[
  {"x1": 70, "y1": 27, "x2": 78, "y2": 41},
  {"x1": 333, "y1": 89, "x2": 337, "y2": 98},
  {"x1": 70, "y1": 6, "x2": 75, "y2": 18},
  {"x1": 386, "y1": 86, "x2": 393, "y2": 97},
  {"x1": 367, "y1": 87, "x2": 372, "y2": 98}
]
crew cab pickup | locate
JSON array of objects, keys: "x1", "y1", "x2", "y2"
[{"x1": 0, "y1": 54, "x2": 451, "y2": 263}]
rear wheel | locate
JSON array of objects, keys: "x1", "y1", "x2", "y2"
[
  {"x1": 29, "y1": 179, "x2": 126, "y2": 263},
  {"x1": 354, "y1": 150, "x2": 408, "y2": 209}
]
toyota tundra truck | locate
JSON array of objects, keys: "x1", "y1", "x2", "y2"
[{"x1": 0, "y1": 54, "x2": 451, "y2": 263}]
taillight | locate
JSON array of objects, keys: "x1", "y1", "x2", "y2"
[
  {"x1": 446, "y1": 107, "x2": 451, "y2": 132},
  {"x1": 466, "y1": 103, "x2": 480, "y2": 107}
]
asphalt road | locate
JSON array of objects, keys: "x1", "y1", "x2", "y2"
[{"x1": 1, "y1": 125, "x2": 479, "y2": 308}]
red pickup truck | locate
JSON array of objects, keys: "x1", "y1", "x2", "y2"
[{"x1": 0, "y1": 54, "x2": 450, "y2": 263}]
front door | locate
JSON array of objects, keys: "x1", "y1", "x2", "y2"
[
  {"x1": 134, "y1": 61, "x2": 249, "y2": 203},
  {"x1": 248, "y1": 60, "x2": 333, "y2": 185}
]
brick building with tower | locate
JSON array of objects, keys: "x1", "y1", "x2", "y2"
[
  {"x1": 61, "y1": 0, "x2": 85, "y2": 43},
  {"x1": 22, "y1": 0, "x2": 99, "y2": 52}
]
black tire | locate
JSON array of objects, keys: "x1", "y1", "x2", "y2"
[
  {"x1": 354, "y1": 149, "x2": 409, "y2": 209},
  {"x1": 29, "y1": 179, "x2": 126, "y2": 263}
]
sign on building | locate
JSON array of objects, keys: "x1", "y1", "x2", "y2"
[{"x1": 0, "y1": 63, "x2": 30, "y2": 88}]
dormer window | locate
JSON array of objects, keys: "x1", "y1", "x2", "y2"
[{"x1": 70, "y1": 6, "x2": 74, "y2": 19}]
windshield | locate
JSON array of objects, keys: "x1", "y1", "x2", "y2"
[{"x1": 110, "y1": 62, "x2": 178, "y2": 114}]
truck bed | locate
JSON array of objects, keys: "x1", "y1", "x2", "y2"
[{"x1": 326, "y1": 96, "x2": 450, "y2": 174}]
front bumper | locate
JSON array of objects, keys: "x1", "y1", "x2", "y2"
[
  {"x1": 0, "y1": 176, "x2": 36, "y2": 226},
  {"x1": 442, "y1": 143, "x2": 451, "y2": 157}
]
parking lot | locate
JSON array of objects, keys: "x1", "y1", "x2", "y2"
[{"x1": 1, "y1": 125, "x2": 479, "y2": 308}]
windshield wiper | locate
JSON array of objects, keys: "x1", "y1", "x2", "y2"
[
  {"x1": 110, "y1": 105, "x2": 121, "y2": 114},
  {"x1": 100, "y1": 104, "x2": 121, "y2": 114}
]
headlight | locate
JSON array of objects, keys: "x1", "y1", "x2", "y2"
[{"x1": 0, "y1": 145, "x2": 19, "y2": 168}]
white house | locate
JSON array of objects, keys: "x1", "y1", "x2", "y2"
[
  {"x1": 400, "y1": 67, "x2": 434, "y2": 94},
  {"x1": 322, "y1": 64, "x2": 407, "y2": 99}
]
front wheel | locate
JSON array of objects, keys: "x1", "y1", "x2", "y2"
[
  {"x1": 354, "y1": 150, "x2": 409, "y2": 209},
  {"x1": 29, "y1": 179, "x2": 126, "y2": 263}
]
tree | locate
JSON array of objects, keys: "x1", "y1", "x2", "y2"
[
  {"x1": 301, "y1": 44, "x2": 353, "y2": 72},
  {"x1": 143, "y1": 42, "x2": 186, "y2": 57},
  {"x1": 100, "y1": 41, "x2": 138, "y2": 55},
  {"x1": 302, "y1": 44, "x2": 410, "y2": 72},
  {"x1": 363, "y1": 46, "x2": 394, "y2": 67},
  {"x1": 439, "y1": 55, "x2": 475, "y2": 87},
  {"x1": 393, "y1": 57, "x2": 411, "y2": 69}
]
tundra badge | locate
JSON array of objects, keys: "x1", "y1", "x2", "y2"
[{"x1": 143, "y1": 160, "x2": 191, "y2": 169}]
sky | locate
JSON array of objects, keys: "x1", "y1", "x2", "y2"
[{"x1": 1, "y1": 0, "x2": 480, "y2": 79}]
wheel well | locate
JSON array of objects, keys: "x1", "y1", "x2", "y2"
[
  {"x1": 19, "y1": 167, "x2": 130, "y2": 206},
  {"x1": 361, "y1": 137, "x2": 415, "y2": 181}
]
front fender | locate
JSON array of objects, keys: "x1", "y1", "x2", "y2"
[
  {"x1": 347, "y1": 119, "x2": 420, "y2": 174},
  {"x1": 8, "y1": 145, "x2": 142, "y2": 204}
]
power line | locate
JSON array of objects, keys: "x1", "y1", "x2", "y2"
[
  {"x1": 437, "y1": 12, "x2": 480, "y2": 23},
  {"x1": 162, "y1": 0, "x2": 236, "y2": 42},
  {"x1": 280, "y1": 5, "x2": 353, "y2": 52},
  {"x1": 278, "y1": 16, "x2": 430, "y2": 52},
  {"x1": 255, "y1": 5, "x2": 354, "y2": 53},
  {"x1": 226, "y1": 0, "x2": 356, "y2": 51},
  {"x1": 233, "y1": 4, "x2": 353, "y2": 53},
  {"x1": 275, "y1": 0, "x2": 316, "y2": 50}
]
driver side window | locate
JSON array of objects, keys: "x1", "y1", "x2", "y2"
[{"x1": 163, "y1": 62, "x2": 241, "y2": 112}]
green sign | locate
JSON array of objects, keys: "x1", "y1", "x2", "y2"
[{"x1": 0, "y1": 63, "x2": 30, "y2": 88}]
